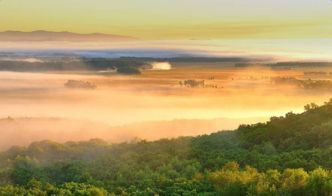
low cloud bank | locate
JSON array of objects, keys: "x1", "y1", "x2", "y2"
[{"x1": 150, "y1": 62, "x2": 172, "y2": 70}]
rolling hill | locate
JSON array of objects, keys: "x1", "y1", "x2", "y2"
[{"x1": 1, "y1": 101, "x2": 332, "y2": 195}]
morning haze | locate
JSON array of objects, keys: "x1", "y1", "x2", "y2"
[{"x1": 0, "y1": 0, "x2": 332, "y2": 195}]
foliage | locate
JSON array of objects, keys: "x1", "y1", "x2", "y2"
[{"x1": 1, "y1": 101, "x2": 332, "y2": 195}]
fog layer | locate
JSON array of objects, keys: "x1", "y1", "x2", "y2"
[{"x1": 1, "y1": 63, "x2": 332, "y2": 149}]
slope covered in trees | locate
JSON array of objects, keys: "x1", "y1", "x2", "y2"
[{"x1": 1, "y1": 101, "x2": 332, "y2": 195}]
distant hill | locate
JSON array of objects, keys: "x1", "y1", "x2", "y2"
[{"x1": 0, "y1": 30, "x2": 136, "y2": 41}]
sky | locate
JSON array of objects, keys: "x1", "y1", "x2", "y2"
[{"x1": 0, "y1": 0, "x2": 332, "y2": 39}]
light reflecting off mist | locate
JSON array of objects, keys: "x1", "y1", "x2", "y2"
[
  {"x1": 0, "y1": 66, "x2": 330, "y2": 125},
  {"x1": 150, "y1": 62, "x2": 172, "y2": 70},
  {"x1": 0, "y1": 61, "x2": 332, "y2": 149}
]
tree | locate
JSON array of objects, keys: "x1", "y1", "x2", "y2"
[{"x1": 281, "y1": 168, "x2": 309, "y2": 194}]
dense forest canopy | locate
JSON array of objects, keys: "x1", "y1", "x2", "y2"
[{"x1": 1, "y1": 100, "x2": 332, "y2": 195}]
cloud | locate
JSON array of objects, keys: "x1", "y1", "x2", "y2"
[{"x1": 150, "y1": 62, "x2": 172, "y2": 70}]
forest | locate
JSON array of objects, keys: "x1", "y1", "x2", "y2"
[
  {"x1": 0, "y1": 58, "x2": 145, "y2": 74},
  {"x1": 1, "y1": 100, "x2": 332, "y2": 195},
  {"x1": 0, "y1": 57, "x2": 250, "y2": 72}
]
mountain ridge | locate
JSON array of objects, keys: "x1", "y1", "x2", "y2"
[{"x1": 0, "y1": 30, "x2": 136, "y2": 41}]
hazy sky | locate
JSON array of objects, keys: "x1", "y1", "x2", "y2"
[{"x1": 0, "y1": 0, "x2": 331, "y2": 39}]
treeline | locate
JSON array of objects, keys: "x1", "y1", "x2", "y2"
[
  {"x1": 272, "y1": 77, "x2": 332, "y2": 90},
  {"x1": 0, "y1": 56, "x2": 257, "y2": 74},
  {"x1": 122, "y1": 57, "x2": 251, "y2": 63},
  {"x1": 269, "y1": 62, "x2": 332, "y2": 67},
  {"x1": 1, "y1": 101, "x2": 332, "y2": 195},
  {"x1": 0, "y1": 58, "x2": 144, "y2": 74}
]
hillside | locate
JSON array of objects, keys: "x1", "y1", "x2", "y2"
[{"x1": 1, "y1": 101, "x2": 332, "y2": 195}]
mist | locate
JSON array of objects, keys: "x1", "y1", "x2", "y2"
[
  {"x1": 150, "y1": 62, "x2": 172, "y2": 70},
  {"x1": 1, "y1": 63, "x2": 332, "y2": 149},
  {"x1": 0, "y1": 117, "x2": 266, "y2": 151}
]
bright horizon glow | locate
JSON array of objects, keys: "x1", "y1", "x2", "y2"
[{"x1": 0, "y1": 0, "x2": 332, "y2": 39}]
